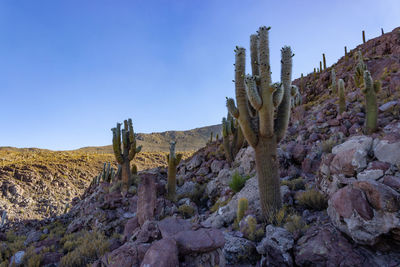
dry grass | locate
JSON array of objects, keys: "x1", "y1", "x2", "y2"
[{"x1": 297, "y1": 189, "x2": 328, "y2": 211}]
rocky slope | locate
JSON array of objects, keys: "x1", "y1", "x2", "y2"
[
  {"x1": 78, "y1": 124, "x2": 222, "y2": 153},
  {"x1": 1, "y1": 27, "x2": 400, "y2": 266}
]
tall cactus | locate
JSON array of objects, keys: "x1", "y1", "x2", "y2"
[
  {"x1": 226, "y1": 26, "x2": 295, "y2": 218},
  {"x1": 111, "y1": 118, "x2": 142, "y2": 192},
  {"x1": 338, "y1": 78, "x2": 346, "y2": 114},
  {"x1": 362, "y1": 30, "x2": 366, "y2": 43},
  {"x1": 322, "y1": 53, "x2": 327, "y2": 70},
  {"x1": 167, "y1": 141, "x2": 182, "y2": 201},
  {"x1": 354, "y1": 50, "x2": 366, "y2": 88},
  {"x1": 363, "y1": 71, "x2": 380, "y2": 133},
  {"x1": 222, "y1": 113, "x2": 244, "y2": 163}
]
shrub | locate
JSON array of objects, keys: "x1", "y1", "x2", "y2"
[
  {"x1": 284, "y1": 214, "x2": 309, "y2": 234},
  {"x1": 319, "y1": 138, "x2": 337, "y2": 153},
  {"x1": 281, "y1": 178, "x2": 305, "y2": 191},
  {"x1": 210, "y1": 197, "x2": 231, "y2": 213},
  {"x1": 297, "y1": 189, "x2": 328, "y2": 210},
  {"x1": 178, "y1": 205, "x2": 195, "y2": 218},
  {"x1": 229, "y1": 171, "x2": 250, "y2": 193},
  {"x1": 59, "y1": 230, "x2": 110, "y2": 267}
]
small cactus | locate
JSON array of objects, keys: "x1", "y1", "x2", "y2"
[
  {"x1": 344, "y1": 46, "x2": 348, "y2": 60},
  {"x1": 209, "y1": 132, "x2": 213, "y2": 143},
  {"x1": 381, "y1": 28, "x2": 384, "y2": 35},
  {"x1": 362, "y1": 30, "x2": 366, "y2": 43},
  {"x1": 167, "y1": 141, "x2": 182, "y2": 201},
  {"x1": 111, "y1": 119, "x2": 142, "y2": 192},
  {"x1": 319, "y1": 61, "x2": 322, "y2": 72},
  {"x1": 237, "y1": 198, "x2": 249, "y2": 223},
  {"x1": 322, "y1": 54, "x2": 326, "y2": 70},
  {"x1": 338, "y1": 79, "x2": 346, "y2": 114},
  {"x1": 363, "y1": 71, "x2": 380, "y2": 133}
]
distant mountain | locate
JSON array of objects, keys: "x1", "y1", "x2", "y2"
[{"x1": 77, "y1": 124, "x2": 222, "y2": 153}]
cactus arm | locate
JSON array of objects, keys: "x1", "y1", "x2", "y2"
[
  {"x1": 234, "y1": 47, "x2": 258, "y2": 147},
  {"x1": 250, "y1": 34, "x2": 260, "y2": 77},
  {"x1": 272, "y1": 83, "x2": 283, "y2": 107},
  {"x1": 112, "y1": 125, "x2": 124, "y2": 164},
  {"x1": 257, "y1": 26, "x2": 274, "y2": 138},
  {"x1": 274, "y1": 46, "x2": 293, "y2": 143},
  {"x1": 245, "y1": 75, "x2": 262, "y2": 110},
  {"x1": 226, "y1": 97, "x2": 239, "y2": 119}
]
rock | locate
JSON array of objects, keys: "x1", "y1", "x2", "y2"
[
  {"x1": 256, "y1": 225, "x2": 294, "y2": 267},
  {"x1": 330, "y1": 135, "x2": 373, "y2": 176},
  {"x1": 223, "y1": 232, "x2": 258, "y2": 265},
  {"x1": 234, "y1": 146, "x2": 256, "y2": 175},
  {"x1": 196, "y1": 166, "x2": 210, "y2": 176},
  {"x1": 41, "y1": 252, "x2": 63, "y2": 266},
  {"x1": 187, "y1": 154, "x2": 203, "y2": 171},
  {"x1": 173, "y1": 228, "x2": 225, "y2": 255},
  {"x1": 181, "y1": 249, "x2": 225, "y2": 267},
  {"x1": 382, "y1": 175, "x2": 400, "y2": 192},
  {"x1": 328, "y1": 181, "x2": 400, "y2": 245},
  {"x1": 140, "y1": 238, "x2": 179, "y2": 267},
  {"x1": 9, "y1": 251, "x2": 25, "y2": 267},
  {"x1": 373, "y1": 135, "x2": 400, "y2": 165},
  {"x1": 123, "y1": 216, "x2": 139, "y2": 240},
  {"x1": 210, "y1": 160, "x2": 224, "y2": 173},
  {"x1": 135, "y1": 220, "x2": 160, "y2": 243},
  {"x1": 294, "y1": 224, "x2": 364, "y2": 267},
  {"x1": 101, "y1": 190, "x2": 123, "y2": 210},
  {"x1": 24, "y1": 230, "x2": 42, "y2": 246},
  {"x1": 176, "y1": 181, "x2": 196, "y2": 198},
  {"x1": 158, "y1": 217, "x2": 192, "y2": 238},
  {"x1": 379, "y1": 100, "x2": 398, "y2": 112},
  {"x1": 102, "y1": 241, "x2": 150, "y2": 267},
  {"x1": 137, "y1": 174, "x2": 157, "y2": 226},
  {"x1": 357, "y1": 169, "x2": 384, "y2": 181}
]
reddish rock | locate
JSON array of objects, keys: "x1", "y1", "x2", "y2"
[
  {"x1": 158, "y1": 217, "x2": 192, "y2": 238},
  {"x1": 137, "y1": 174, "x2": 157, "y2": 226},
  {"x1": 294, "y1": 224, "x2": 364, "y2": 267},
  {"x1": 382, "y1": 175, "x2": 400, "y2": 192},
  {"x1": 123, "y1": 216, "x2": 139, "y2": 240},
  {"x1": 329, "y1": 186, "x2": 373, "y2": 220},
  {"x1": 328, "y1": 118, "x2": 340, "y2": 126},
  {"x1": 367, "y1": 161, "x2": 391, "y2": 172},
  {"x1": 173, "y1": 228, "x2": 225, "y2": 255},
  {"x1": 330, "y1": 148, "x2": 357, "y2": 176},
  {"x1": 101, "y1": 190, "x2": 123, "y2": 210},
  {"x1": 102, "y1": 241, "x2": 150, "y2": 267},
  {"x1": 140, "y1": 238, "x2": 179, "y2": 267},
  {"x1": 353, "y1": 180, "x2": 400, "y2": 212},
  {"x1": 136, "y1": 220, "x2": 160, "y2": 243}
]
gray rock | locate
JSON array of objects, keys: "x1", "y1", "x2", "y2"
[
  {"x1": 234, "y1": 146, "x2": 256, "y2": 175},
  {"x1": 186, "y1": 154, "x2": 203, "y2": 171},
  {"x1": 357, "y1": 169, "x2": 384, "y2": 181},
  {"x1": 210, "y1": 160, "x2": 224, "y2": 174},
  {"x1": 9, "y1": 251, "x2": 25, "y2": 266},
  {"x1": 379, "y1": 100, "x2": 398, "y2": 112},
  {"x1": 177, "y1": 181, "x2": 196, "y2": 197},
  {"x1": 223, "y1": 232, "x2": 258, "y2": 265},
  {"x1": 257, "y1": 225, "x2": 294, "y2": 267},
  {"x1": 373, "y1": 137, "x2": 400, "y2": 165},
  {"x1": 24, "y1": 230, "x2": 42, "y2": 246}
]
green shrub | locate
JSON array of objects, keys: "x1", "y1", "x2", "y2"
[
  {"x1": 178, "y1": 204, "x2": 195, "y2": 218},
  {"x1": 281, "y1": 177, "x2": 305, "y2": 191},
  {"x1": 229, "y1": 172, "x2": 250, "y2": 193},
  {"x1": 297, "y1": 189, "x2": 328, "y2": 210},
  {"x1": 59, "y1": 230, "x2": 110, "y2": 267},
  {"x1": 284, "y1": 214, "x2": 309, "y2": 233}
]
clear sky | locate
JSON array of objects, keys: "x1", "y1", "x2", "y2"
[{"x1": 0, "y1": 0, "x2": 399, "y2": 150}]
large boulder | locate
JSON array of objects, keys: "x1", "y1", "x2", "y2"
[
  {"x1": 101, "y1": 241, "x2": 150, "y2": 267},
  {"x1": 137, "y1": 174, "x2": 157, "y2": 226},
  {"x1": 234, "y1": 146, "x2": 256, "y2": 175},
  {"x1": 157, "y1": 217, "x2": 192, "y2": 238},
  {"x1": 294, "y1": 224, "x2": 364, "y2": 266},
  {"x1": 140, "y1": 238, "x2": 179, "y2": 267},
  {"x1": 328, "y1": 180, "x2": 400, "y2": 245},
  {"x1": 223, "y1": 232, "x2": 259, "y2": 265},
  {"x1": 330, "y1": 135, "x2": 373, "y2": 176},
  {"x1": 256, "y1": 225, "x2": 294, "y2": 267},
  {"x1": 173, "y1": 228, "x2": 225, "y2": 255},
  {"x1": 373, "y1": 134, "x2": 400, "y2": 165}
]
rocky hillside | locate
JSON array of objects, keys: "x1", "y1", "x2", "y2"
[
  {"x1": 1, "y1": 27, "x2": 400, "y2": 267},
  {"x1": 78, "y1": 124, "x2": 222, "y2": 153},
  {"x1": 0, "y1": 148, "x2": 191, "y2": 221}
]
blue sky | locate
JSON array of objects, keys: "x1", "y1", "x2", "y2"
[{"x1": 0, "y1": 0, "x2": 399, "y2": 150}]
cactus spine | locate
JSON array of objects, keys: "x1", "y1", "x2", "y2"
[
  {"x1": 226, "y1": 26, "x2": 295, "y2": 219},
  {"x1": 338, "y1": 79, "x2": 346, "y2": 114},
  {"x1": 363, "y1": 71, "x2": 380, "y2": 133},
  {"x1": 111, "y1": 119, "x2": 142, "y2": 192},
  {"x1": 323, "y1": 53, "x2": 327, "y2": 70},
  {"x1": 237, "y1": 198, "x2": 249, "y2": 222},
  {"x1": 167, "y1": 141, "x2": 182, "y2": 201},
  {"x1": 222, "y1": 113, "x2": 244, "y2": 163}
]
